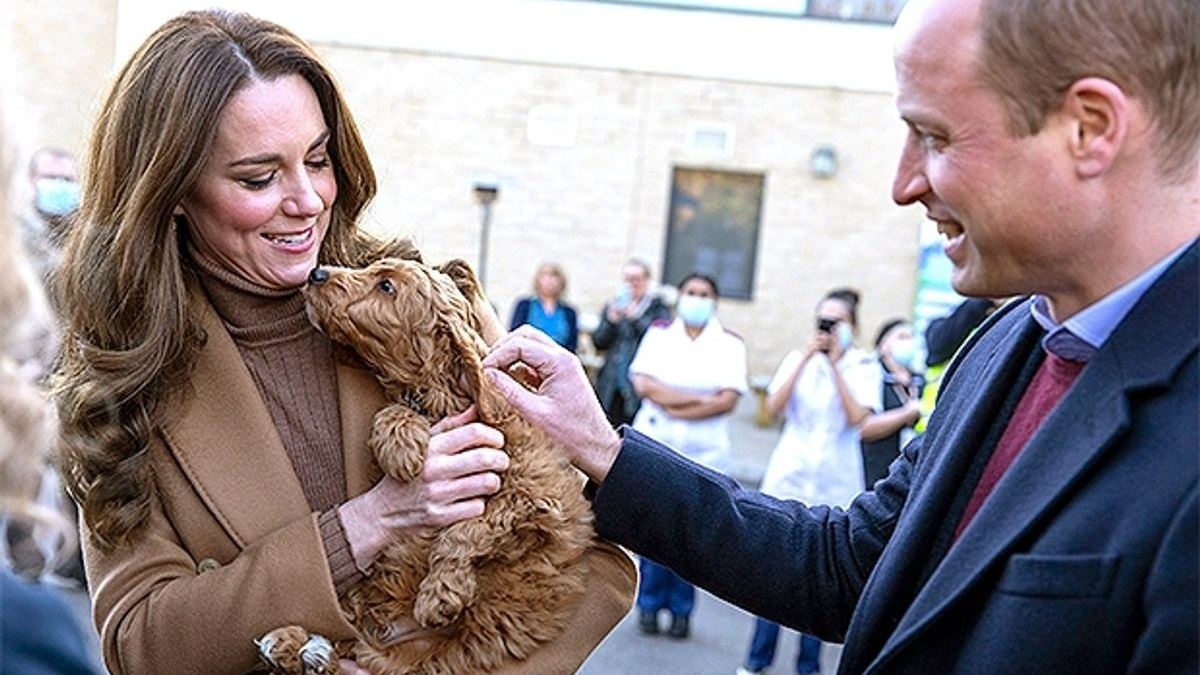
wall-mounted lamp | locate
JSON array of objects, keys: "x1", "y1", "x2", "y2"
[
  {"x1": 473, "y1": 182, "x2": 499, "y2": 205},
  {"x1": 809, "y1": 145, "x2": 839, "y2": 179},
  {"x1": 473, "y1": 181, "x2": 500, "y2": 291}
]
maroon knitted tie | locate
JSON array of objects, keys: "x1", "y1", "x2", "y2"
[{"x1": 953, "y1": 351, "x2": 1086, "y2": 540}]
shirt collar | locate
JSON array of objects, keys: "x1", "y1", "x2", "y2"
[{"x1": 1030, "y1": 241, "x2": 1192, "y2": 361}]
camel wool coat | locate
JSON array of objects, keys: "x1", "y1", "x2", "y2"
[{"x1": 83, "y1": 292, "x2": 636, "y2": 675}]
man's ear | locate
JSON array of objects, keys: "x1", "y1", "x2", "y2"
[{"x1": 1061, "y1": 77, "x2": 1129, "y2": 179}]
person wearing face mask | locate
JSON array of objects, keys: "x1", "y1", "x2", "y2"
[
  {"x1": 19, "y1": 147, "x2": 79, "y2": 282},
  {"x1": 858, "y1": 318, "x2": 925, "y2": 487},
  {"x1": 736, "y1": 287, "x2": 876, "y2": 675},
  {"x1": 626, "y1": 273, "x2": 748, "y2": 640}
]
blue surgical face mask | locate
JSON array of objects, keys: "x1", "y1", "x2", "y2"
[
  {"x1": 614, "y1": 283, "x2": 632, "y2": 306},
  {"x1": 35, "y1": 178, "x2": 80, "y2": 216},
  {"x1": 676, "y1": 295, "x2": 715, "y2": 327},
  {"x1": 888, "y1": 337, "x2": 916, "y2": 369},
  {"x1": 837, "y1": 322, "x2": 854, "y2": 350}
]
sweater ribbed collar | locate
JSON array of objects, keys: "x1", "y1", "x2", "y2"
[{"x1": 189, "y1": 247, "x2": 313, "y2": 346}]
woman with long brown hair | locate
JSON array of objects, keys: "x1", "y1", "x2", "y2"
[{"x1": 53, "y1": 10, "x2": 632, "y2": 675}]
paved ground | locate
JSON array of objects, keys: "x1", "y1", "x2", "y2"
[
  {"x1": 66, "y1": 396, "x2": 828, "y2": 674},
  {"x1": 579, "y1": 586, "x2": 843, "y2": 675},
  {"x1": 577, "y1": 397, "x2": 845, "y2": 675}
]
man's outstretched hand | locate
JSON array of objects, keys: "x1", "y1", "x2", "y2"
[{"x1": 482, "y1": 326, "x2": 622, "y2": 483}]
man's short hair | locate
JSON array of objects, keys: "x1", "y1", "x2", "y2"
[{"x1": 977, "y1": 0, "x2": 1200, "y2": 183}]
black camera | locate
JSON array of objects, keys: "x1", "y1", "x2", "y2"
[{"x1": 817, "y1": 317, "x2": 838, "y2": 333}]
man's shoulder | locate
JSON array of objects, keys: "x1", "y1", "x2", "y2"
[
  {"x1": 934, "y1": 297, "x2": 1035, "y2": 391},
  {"x1": 645, "y1": 296, "x2": 672, "y2": 315},
  {"x1": 954, "y1": 297, "x2": 1031, "y2": 353}
]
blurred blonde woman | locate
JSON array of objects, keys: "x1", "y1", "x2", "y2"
[
  {"x1": 0, "y1": 67, "x2": 100, "y2": 675},
  {"x1": 509, "y1": 262, "x2": 579, "y2": 352}
]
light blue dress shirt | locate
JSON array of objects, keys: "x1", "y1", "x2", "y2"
[{"x1": 1030, "y1": 241, "x2": 1193, "y2": 362}]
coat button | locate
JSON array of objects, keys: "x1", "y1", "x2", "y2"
[{"x1": 196, "y1": 558, "x2": 221, "y2": 574}]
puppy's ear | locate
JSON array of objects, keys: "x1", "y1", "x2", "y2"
[
  {"x1": 434, "y1": 259, "x2": 479, "y2": 296},
  {"x1": 434, "y1": 258, "x2": 506, "y2": 346},
  {"x1": 427, "y1": 271, "x2": 500, "y2": 415}
]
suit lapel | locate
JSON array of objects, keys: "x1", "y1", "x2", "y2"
[
  {"x1": 160, "y1": 297, "x2": 309, "y2": 548},
  {"x1": 871, "y1": 243, "x2": 1199, "y2": 668},
  {"x1": 886, "y1": 310, "x2": 1040, "y2": 568},
  {"x1": 841, "y1": 303, "x2": 1042, "y2": 675}
]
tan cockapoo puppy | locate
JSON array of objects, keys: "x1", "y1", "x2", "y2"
[{"x1": 258, "y1": 258, "x2": 595, "y2": 675}]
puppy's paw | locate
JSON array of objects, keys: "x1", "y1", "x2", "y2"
[
  {"x1": 413, "y1": 591, "x2": 464, "y2": 628},
  {"x1": 370, "y1": 404, "x2": 429, "y2": 482},
  {"x1": 413, "y1": 569, "x2": 475, "y2": 628},
  {"x1": 257, "y1": 627, "x2": 339, "y2": 675}
]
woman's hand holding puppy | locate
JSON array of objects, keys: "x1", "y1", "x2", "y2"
[{"x1": 338, "y1": 407, "x2": 509, "y2": 571}]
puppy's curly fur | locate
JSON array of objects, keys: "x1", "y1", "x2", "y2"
[{"x1": 259, "y1": 258, "x2": 595, "y2": 675}]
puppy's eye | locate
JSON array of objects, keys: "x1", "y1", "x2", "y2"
[{"x1": 377, "y1": 279, "x2": 396, "y2": 296}]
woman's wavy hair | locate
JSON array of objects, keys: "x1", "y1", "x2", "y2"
[{"x1": 54, "y1": 9, "x2": 411, "y2": 549}]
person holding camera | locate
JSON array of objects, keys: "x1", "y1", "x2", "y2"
[{"x1": 736, "y1": 287, "x2": 877, "y2": 675}]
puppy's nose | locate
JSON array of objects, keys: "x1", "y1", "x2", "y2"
[{"x1": 308, "y1": 267, "x2": 329, "y2": 285}]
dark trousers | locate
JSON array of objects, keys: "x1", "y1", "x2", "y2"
[
  {"x1": 635, "y1": 557, "x2": 695, "y2": 617},
  {"x1": 745, "y1": 617, "x2": 822, "y2": 674}
]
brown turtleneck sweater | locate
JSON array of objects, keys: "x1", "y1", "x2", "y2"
[{"x1": 191, "y1": 250, "x2": 362, "y2": 594}]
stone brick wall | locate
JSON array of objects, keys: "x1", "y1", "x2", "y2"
[
  {"x1": 4, "y1": 1, "x2": 924, "y2": 378},
  {"x1": 3, "y1": 0, "x2": 116, "y2": 159},
  {"x1": 322, "y1": 45, "x2": 919, "y2": 376}
]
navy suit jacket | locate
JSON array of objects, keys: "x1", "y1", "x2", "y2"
[{"x1": 593, "y1": 243, "x2": 1198, "y2": 674}]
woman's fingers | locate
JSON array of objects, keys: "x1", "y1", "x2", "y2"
[
  {"x1": 430, "y1": 405, "x2": 478, "y2": 435},
  {"x1": 423, "y1": 417, "x2": 508, "y2": 516},
  {"x1": 426, "y1": 420, "x2": 508, "y2": 483}
]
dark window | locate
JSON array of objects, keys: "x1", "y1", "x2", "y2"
[{"x1": 662, "y1": 167, "x2": 765, "y2": 300}]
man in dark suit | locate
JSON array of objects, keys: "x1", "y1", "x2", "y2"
[{"x1": 482, "y1": 0, "x2": 1198, "y2": 672}]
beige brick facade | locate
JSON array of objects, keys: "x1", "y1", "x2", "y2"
[
  {"x1": 3, "y1": 0, "x2": 117, "y2": 158},
  {"x1": 5, "y1": 0, "x2": 924, "y2": 378}
]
